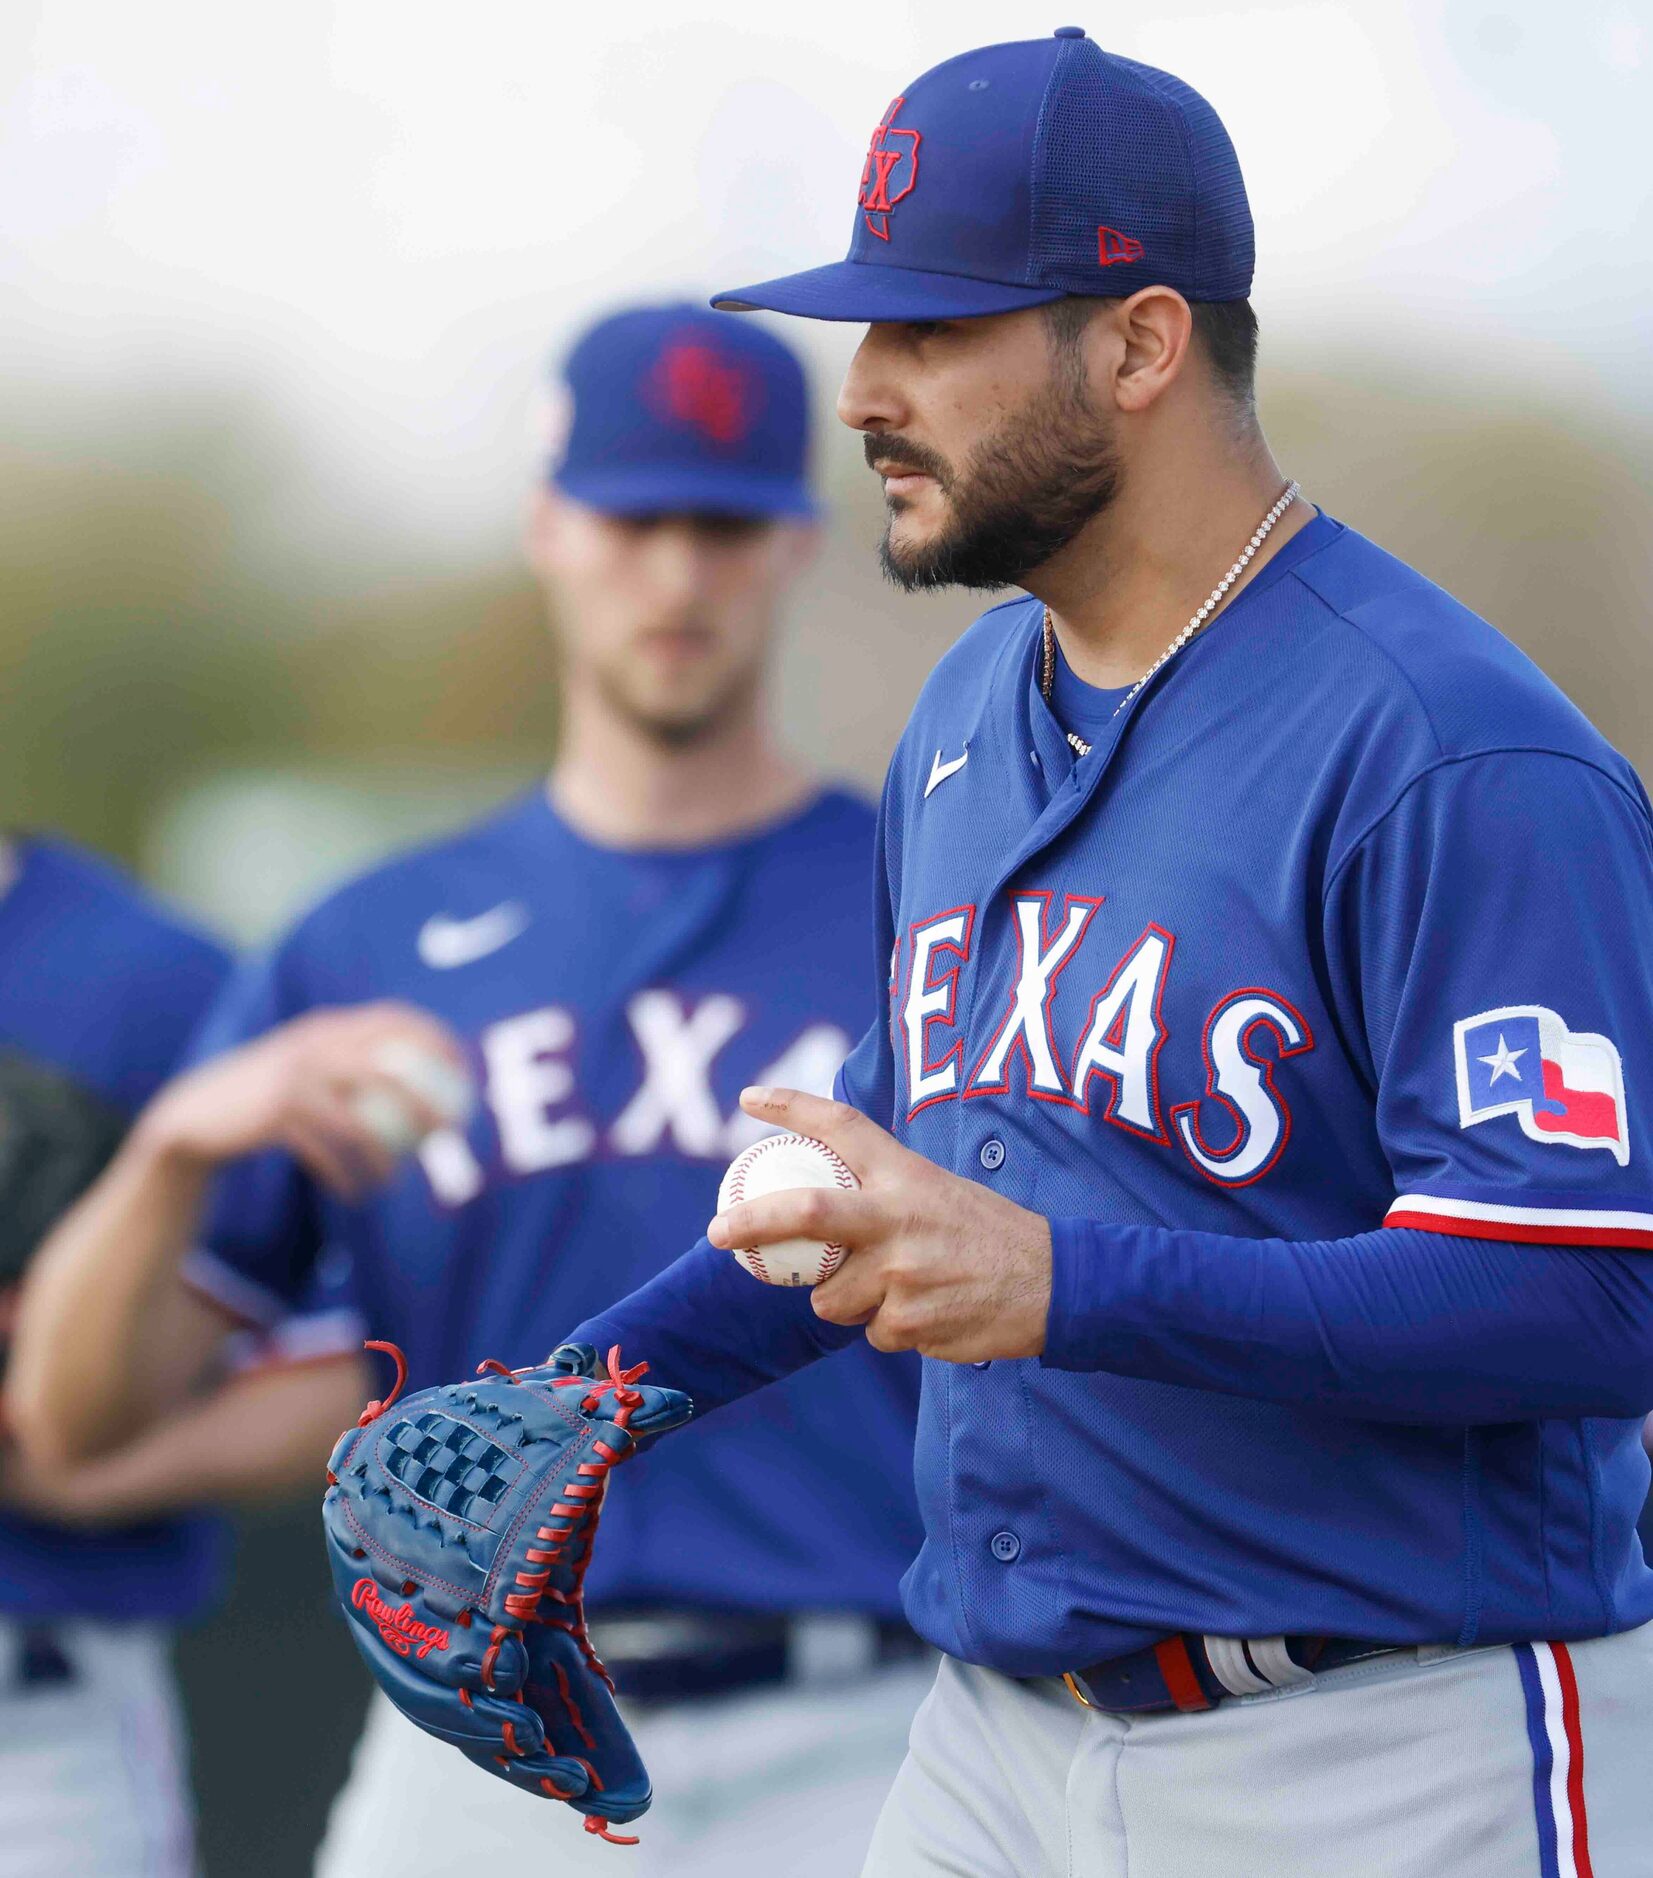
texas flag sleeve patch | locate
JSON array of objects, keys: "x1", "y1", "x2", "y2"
[
  {"x1": 1452, "y1": 1006, "x2": 1628, "y2": 1167},
  {"x1": 1384, "y1": 1004, "x2": 1653, "y2": 1248}
]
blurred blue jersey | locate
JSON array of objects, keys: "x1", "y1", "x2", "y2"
[
  {"x1": 187, "y1": 788, "x2": 922, "y2": 1616},
  {"x1": 0, "y1": 837, "x2": 231, "y2": 1621}
]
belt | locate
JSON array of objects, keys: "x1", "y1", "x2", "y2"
[
  {"x1": 1063, "y1": 1632, "x2": 1407, "y2": 1715},
  {"x1": 592, "y1": 1608, "x2": 925, "y2": 1706}
]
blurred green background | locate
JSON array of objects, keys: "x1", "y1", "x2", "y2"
[{"x1": 7, "y1": 356, "x2": 1650, "y2": 946}]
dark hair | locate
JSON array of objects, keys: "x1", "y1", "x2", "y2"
[{"x1": 1043, "y1": 295, "x2": 1259, "y2": 411}]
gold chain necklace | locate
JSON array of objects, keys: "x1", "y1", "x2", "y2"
[{"x1": 1040, "y1": 481, "x2": 1300, "y2": 758}]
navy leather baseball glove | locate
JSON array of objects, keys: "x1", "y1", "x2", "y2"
[{"x1": 323, "y1": 1340, "x2": 692, "y2": 1844}]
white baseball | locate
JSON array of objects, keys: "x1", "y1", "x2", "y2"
[
  {"x1": 349, "y1": 1039, "x2": 475, "y2": 1158},
  {"x1": 717, "y1": 1133, "x2": 859, "y2": 1287}
]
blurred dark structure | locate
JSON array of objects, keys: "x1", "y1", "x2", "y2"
[{"x1": 177, "y1": 1505, "x2": 370, "y2": 1876}]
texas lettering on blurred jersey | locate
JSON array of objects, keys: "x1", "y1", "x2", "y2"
[{"x1": 417, "y1": 989, "x2": 851, "y2": 1205}]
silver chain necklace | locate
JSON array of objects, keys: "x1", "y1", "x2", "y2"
[{"x1": 1041, "y1": 481, "x2": 1300, "y2": 758}]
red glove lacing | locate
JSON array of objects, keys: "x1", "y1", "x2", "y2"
[{"x1": 483, "y1": 1345, "x2": 649, "y2": 1845}]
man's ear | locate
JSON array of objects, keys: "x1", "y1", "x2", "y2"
[{"x1": 1110, "y1": 287, "x2": 1195, "y2": 414}]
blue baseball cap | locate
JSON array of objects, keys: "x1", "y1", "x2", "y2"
[
  {"x1": 713, "y1": 28, "x2": 1252, "y2": 322},
  {"x1": 549, "y1": 303, "x2": 815, "y2": 518}
]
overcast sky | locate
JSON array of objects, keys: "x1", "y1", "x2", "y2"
[{"x1": 4, "y1": 1, "x2": 1648, "y2": 550}]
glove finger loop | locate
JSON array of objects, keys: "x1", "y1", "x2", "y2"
[
  {"x1": 587, "y1": 1818, "x2": 641, "y2": 1846},
  {"x1": 483, "y1": 1748, "x2": 593, "y2": 1804}
]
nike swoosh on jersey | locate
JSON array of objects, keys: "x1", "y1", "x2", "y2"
[
  {"x1": 417, "y1": 902, "x2": 530, "y2": 969},
  {"x1": 925, "y1": 748, "x2": 969, "y2": 798}
]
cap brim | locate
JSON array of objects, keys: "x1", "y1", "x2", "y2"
[
  {"x1": 554, "y1": 466, "x2": 817, "y2": 521},
  {"x1": 712, "y1": 260, "x2": 1063, "y2": 323}
]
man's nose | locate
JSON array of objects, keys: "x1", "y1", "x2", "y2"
[
  {"x1": 836, "y1": 326, "x2": 905, "y2": 435},
  {"x1": 639, "y1": 522, "x2": 703, "y2": 604}
]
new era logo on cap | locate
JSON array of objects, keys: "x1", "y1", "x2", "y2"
[{"x1": 714, "y1": 27, "x2": 1253, "y2": 325}]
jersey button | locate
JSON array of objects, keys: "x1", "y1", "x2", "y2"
[
  {"x1": 979, "y1": 1138, "x2": 1007, "y2": 1172},
  {"x1": 990, "y1": 1530, "x2": 1021, "y2": 1563}
]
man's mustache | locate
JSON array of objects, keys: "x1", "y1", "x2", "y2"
[{"x1": 863, "y1": 433, "x2": 953, "y2": 489}]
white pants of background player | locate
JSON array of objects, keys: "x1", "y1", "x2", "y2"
[
  {"x1": 316, "y1": 1658, "x2": 933, "y2": 1878},
  {"x1": 0, "y1": 1618, "x2": 195, "y2": 1878},
  {"x1": 865, "y1": 1623, "x2": 1653, "y2": 1878}
]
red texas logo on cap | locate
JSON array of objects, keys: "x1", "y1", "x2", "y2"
[
  {"x1": 859, "y1": 96, "x2": 921, "y2": 242},
  {"x1": 645, "y1": 339, "x2": 758, "y2": 447}
]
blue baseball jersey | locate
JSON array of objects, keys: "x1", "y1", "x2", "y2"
[
  {"x1": 187, "y1": 788, "x2": 922, "y2": 1616},
  {"x1": 0, "y1": 836, "x2": 232, "y2": 1621},
  {"x1": 577, "y1": 512, "x2": 1653, "y2": 1675}
]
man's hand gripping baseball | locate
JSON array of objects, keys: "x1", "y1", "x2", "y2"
[{"x1": 710, "y1": 1088, "x2": 1054, "y2": 1362}]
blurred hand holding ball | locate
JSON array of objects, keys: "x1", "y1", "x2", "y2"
[
  {"x1": 716, "y1": 1133, "x2": 859, "y2": 1286},
  {"x1": 349, "y1": 1038, "x2": 474, "y2": 1157}
]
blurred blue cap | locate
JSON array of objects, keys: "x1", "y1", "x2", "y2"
[
  {"x1": 550, "y1": 303, "x2": 815, "y2": 518},
  {"x1": 713, "y1": 28, "x2": 1252, "y2": 322}
]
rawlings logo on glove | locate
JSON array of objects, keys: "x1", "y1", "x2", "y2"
[
  {"x1": 322, "y1": 1338, "x2": 692, "y2": 1845},
  {"x1": 350, "y1": 1579, "x2": 451, "y2": 1659}
]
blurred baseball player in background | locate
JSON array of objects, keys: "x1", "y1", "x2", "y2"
[
  {"x1": 11, "y1": 303, "x2": 927, "y2": 1874},
  {"x1": 292, "y1": 30, "x2": 1653, "y2": 1876},
  {"x1": 0, "y1": 835, "x2": 366, "y2": 1875}
]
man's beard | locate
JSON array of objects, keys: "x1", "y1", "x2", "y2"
[{"x1": 873, "y1": 371, "x2": 1122, "y2": 593}]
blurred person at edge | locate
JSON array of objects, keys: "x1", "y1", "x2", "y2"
[
  {"x1": 8, "y1": 305, "x2": 927, "y2": 1877},
  {"x1": 0, "y1": 836, "x2": 369, "y2": 1877}
]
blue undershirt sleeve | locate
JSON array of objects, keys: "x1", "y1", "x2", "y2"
[
  {"x1": 571, "y1": 768, "x2": 908, "y2": 1417},
  {"x1": 567, "y1": 1237, "x2": 863, "y2": 1418},
  {"x1": 1042, "y1": 1217, "x2": 1653, "y2": 1424}
]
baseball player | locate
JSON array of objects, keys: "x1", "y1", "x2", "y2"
[
  {"x1": 11, "y1": 305, "x2": 927, "y2": 1874},
  {"x1": 0, "y1": 832, "x2": 224, "y2": 1875},
  {"x1": 298, "y1": 32, "x2": 1653, "y2": 1876},
  {"x1": 0, "y1": 832, "x2": 360, "y2": 1874}
]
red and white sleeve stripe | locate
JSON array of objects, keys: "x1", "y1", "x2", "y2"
[{"x1": 1384, "y1": 1194, "x2": 1653, "y2": 1249}]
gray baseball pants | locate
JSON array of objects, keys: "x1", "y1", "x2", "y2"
[{"x1": 863, "y1": 1624, "x2": 1653, "y2": 1876}]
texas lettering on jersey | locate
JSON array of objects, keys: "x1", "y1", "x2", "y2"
[
  {"x1": 897, "y1": 892, "x2": 1312, "y2": 1188},
  {"x1": 418, "y1": 989, "x2": 852, "y2": 1206}
]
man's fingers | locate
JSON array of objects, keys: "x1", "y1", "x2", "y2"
[
  {"x1": 283, "y1": 1117, "x2": 370, "y2": 1200},
  {"x1": 737, "y1": 1087, "x2": 891, "y2": 1174},
  {"x1": 708, "y1": 1186, "x2": 882, "y2": 1253},
  {"x1": 809, "y1": 1253, "x2": 886, "y2": 1328},
  {"x1": 307, "y1": 1088, "x2": 402, "y2": 1188}
]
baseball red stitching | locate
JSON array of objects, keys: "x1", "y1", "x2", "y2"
[{"x1": 723, "y1": 1132, "x2": 855, "y2": 1284}]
